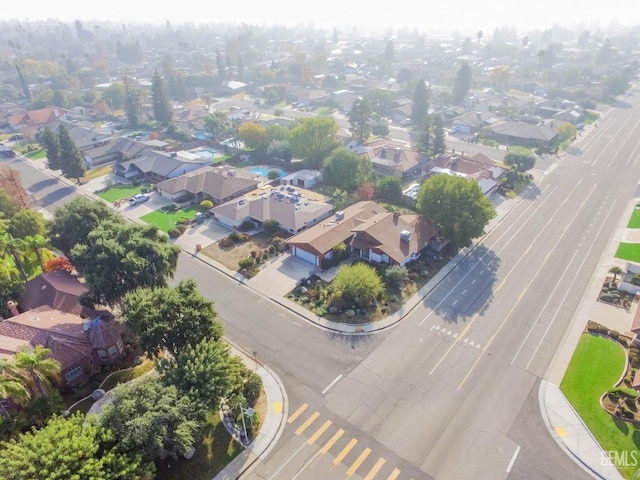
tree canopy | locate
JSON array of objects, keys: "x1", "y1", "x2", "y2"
[
  {"x1": 0, "y1": 414, "x2": 151, "y2": 480},
  {"x1": 40, "y1": 126, "x2": 61, "y2": 171},
  {"x1": 375, "y1": 176, "x2": 403, "y2": 202},
  {"x1": 332, "y1": 262, "x2": 384, "y2": 304},
  {"x1": 238, "y1": 122, "x2": 268, "y2": 151},
  {"x1": 289, "y1": 117, "x2": 339, "y2": 169},
  {"x1": 100, "y1": 377, "x2": 201, "y2": 463},
  {"x1": 411, "y1": 78, "x2": 430, "y2": 125},
  {"x1": 151, "y1": 70, "x2": 173, "y2": 127},
  {"x1": 452, "y1": 61, "x2": 473, "y2": 104},
  {"x1": 503, "y1": 152, "x2": 536, "y2": 172},
  {"x1": 7, "y1": 209, "x2": 47, "y2": 239},
  {"x1": 49, "y1": 197, "x2": 123, "y2": 256},
  {"x1": 122, "y1": 279, "x2": 223, "y2": 357},
  {"x1": 70, "y1": 221, "x2": 180, "y2": 307},
  {"x1": 322, "y1": 147, "x2": 372, "y2": 192},
  {"x1": 57, "y1": 124, "x2": 86, "y2": 181},
  {"x1": 348, "y1": 97, "x2": 373, "y2": 143},
  {"x1": 416, "y1": 174, "x2": 496, "y2": 248}
]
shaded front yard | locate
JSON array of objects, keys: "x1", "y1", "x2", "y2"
[{"x1": 201, "y1": 232, "x2": 273, "y2": 270}]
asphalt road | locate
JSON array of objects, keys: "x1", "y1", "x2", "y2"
[{"x1": 6, "y1": 90, "x2": 640, "y2": 479}]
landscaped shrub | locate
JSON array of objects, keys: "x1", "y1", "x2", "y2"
[
  {"x1": 229, "y1": 231, "x2": 249, "y2": 243},
  {"x1": 262, "y1": 252, "x2": 269, "y2": 262},
  {"x1": 610, "y1": 330, "x2": 620, "y2": 341},
  {"x1": 600, "y1": 293, "x2": 614, "y2": 303},
  {"x1": 239, "y1": 257, "x2": 255, "y2": 269},
  {"x1": 238, "y1": 220, "x2": 255, "y2": 232},
  {"x1": 219, "y1": 236, "x2": 234, "y2": 247},
  {"x1": 271, "y1": 237, "x2": 285, "y2": 252},
  {"x1": 168, "y1": 227, "x2": 182, "y2": 238},
  {"x1": 384, "y1": 265, "x2": 409, "y2": 289},
  {"x1": 243, "y1": 372, "x2": 263, "y2": 407},
  {"x1": 268, "y1": 245, "x2": 276, "y2": 254},
  {"x1": 200, "y1": 199, "x2": 214, "y2": 209}
]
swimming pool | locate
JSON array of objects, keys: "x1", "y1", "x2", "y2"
[
  {"x1": 249, "y1": 166, "x2": 287, "y2": 178},
  {"x1": 187, "y1": 148, "x2": 223, "y2": 159}
]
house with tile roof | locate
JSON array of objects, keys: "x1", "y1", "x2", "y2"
[
  {"x1": 113, "y1": 150, "x2": 211, "y2": 183},
  {"x1": 156, "y1": 166, "x2": 260, "y2": 204},
  {"x1": 285, "y1": 201, "x2": 438, "y2": 267},
  {"x1": 0, "y1": 306, "x2": 123, "y2": 387},
  {"x1": 211, "y1": 188, "x2": 334, "y2": 234},
  {"x1": 19, "y1": 270, "x2": 96, "y2": 318},
  {"x1": 5, "y1": 106, "x2": 69, "y2": 132},
  {"x1": 362, "y1": 138, "x2": 427, "y2": 178},
  {"x1": 426, "y1": 152, "x2": 505, "y2": 196},
  {"x1": 487, "y1": 120, "x2": 560, "y2": 147}
]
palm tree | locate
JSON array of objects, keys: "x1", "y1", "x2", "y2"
[
  {"x1": 609, "y1": 266, "x2": 624, "y2": 284},
  {"x1": 0, "y1": 360, "x2": 30, "y2": 419},
  {"x1": 23, "y1": 234, "x2": 49, "y2": 271},
  {"x1": 14, "y1": 346, "x2": 61, "y2": 398},
  {"x1": 476, "y1": 30, "x2": 483, "y2": 64},
  {"x1": 0, "y1": 233, "x2": 27, "y2": 281}
]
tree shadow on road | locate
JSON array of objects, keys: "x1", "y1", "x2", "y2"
[
  {"x1": 324, "y1": 331, "x2": 378, "y2": 350},
  {"x1": 36, "y1": 186, "x2": 76, "y2": 207},
  {"x1": 27, "y1": 178, "x2": 57, "y2": 192}
]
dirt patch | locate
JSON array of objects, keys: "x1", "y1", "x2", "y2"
[{"x1": 201, "y1": 232, "x2": 273, "y2": 270}]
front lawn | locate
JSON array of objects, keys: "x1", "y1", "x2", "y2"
[
  {"x1": 81, "y1": 164, "x2": 113, "y2": 182},
  {"x1": 96, "y1": 184, "x2": 145, "y2": 203},
  {"x1": 560, "y1": 334, "x2": 639, "y2": 479},
  {"x1": 628, "y1": 208, "x2": 640, "y2": 229},
  {"x1": 615, "y1": 243, "x2": 640, "y2": 263},
  {"x1": 140, "y1": 205, "x2": 205, "y2": 233},
  {"x1": 26, "y1": 148, "x2": 46, "y2": 160},
  {"x1": 201, "y1": 232, "x2": 274, "y2": 270}
]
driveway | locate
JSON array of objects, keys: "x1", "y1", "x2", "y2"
[{"x1": 248, "y1": 253, "x2": 319, "y2": 297}]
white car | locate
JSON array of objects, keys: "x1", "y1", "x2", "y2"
[
  {"x1": 448, "y1": 126, "x2": 459, "y2": 134},
  {"x1": 129, "y1": 193, "x2": 151, "y2": 205}
]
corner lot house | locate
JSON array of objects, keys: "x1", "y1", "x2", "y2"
[
  {"x1": 427, "y1": 153, "x2": 505, "y2": 195},
  {"x1": 113, "y1": 150, "x2": 211, "y2": 182},
  {"x1": 286, "y1": 201, "x2": 438, "y2": 267}
]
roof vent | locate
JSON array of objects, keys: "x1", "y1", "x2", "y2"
[
  {"x1": 335, "y1": 211, "x2": 345, "y2": 221},
  {"x1": 400, "y1": 230, "x2": 411, "y2": 242}
]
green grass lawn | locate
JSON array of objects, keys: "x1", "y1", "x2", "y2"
[
  {"x1": 96, "y1": 184, "x2": 145, "y2": 203},
  {"x1": 155, "y1": 410, "x2": 243, "y2": 480},
  {"x1": 140, "y1": 205, "x2": 205, "y2": 232},
  {"x1": 99, "y1": 360, "x2": 156, "y2": 391},
  {"x1": 628, "y1": 208, "x2": 640, "y2": 228},
  {"x1": 615, "y1": 243, "x2": 640, "y2": 263},
  {"x1": 561, "y1": 334, "x2": 640, "y2": 479},
  {"x1": 25, "y1": 148, "x2": 46, "y2": 160},
  {"x1": 81, "y1": 164, "x2": 113, "y2": 182}
]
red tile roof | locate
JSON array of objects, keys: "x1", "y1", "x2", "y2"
[{"x1": 19, "y1": 271, "x2": 93, "y2": 317}]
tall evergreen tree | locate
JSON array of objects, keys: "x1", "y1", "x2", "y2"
[
  {"x1": 40, "y1": 126, "x2": 61, "y2": 171},
  {"x1": 384, "y1": 40, "x2": 395, "y2": 62},
  {"x1": 418, "y1": 114, "x2": 431, "y2": 155},
  {"x1": 57, "y1": 124, "x2": 86, "y2": 182},
  {"x1": 452, "y1": 61, "x2": 473, "y2": 104},
  {"x1": 347, "y1": 97, "x2": 373, "y2": 143},
  {"x1": 411, "y1": 78, "x2": 429, "y2": 125},
  {"x1": 124, "y1": 78, "x2": 143, "y2": 129},
  {"x1": 216, "y1": 49, "x2": 225, "y2": 78},
  {"x1": 14, "y1": 62, "x2": 30, "y2": 102},
  {"x1": 151, "y1": 70, "x2": 172, "y2": 127},
  {"x1": 432, "y1": 114, "x2": 446, "y2": 156}
]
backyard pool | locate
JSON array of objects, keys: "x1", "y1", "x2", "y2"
[
  {"x1": 249, "y1": 166, "x2": 287, "y2": 178},
  {"x1": 187, "y1": 148, "x2": 223, "y2": 160}
]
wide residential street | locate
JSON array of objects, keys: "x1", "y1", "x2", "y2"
[{"x1": 5, "y1": 88, "x2": 640, "y2": 479}]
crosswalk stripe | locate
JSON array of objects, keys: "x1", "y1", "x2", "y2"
[
  {"x1": 363, "y1": 457, "x2": 386, "y2": 480},
  {"x1": 319, "y1": 428, "x2": 344, "y2": 455},
  {"x1": 387, "y1": 467, "x2": 401, "y2": 480},
  {"x1": 307, "y1": 420, "x2": 332, "y2": 445},
  {"x1": 287, "y1": 403, "x2": 308, "y2": 424},
  {"x1": 295, "y1": 411, "x2": 320, "y2": 436},
  {"x1": 346, "y1": 447, "x2": 371, "y2": 477},
  {"x1": 333, "y1": 438, "x2": 358, "y2": 466}
]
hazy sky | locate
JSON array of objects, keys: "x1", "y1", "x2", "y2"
[{"x1": 4, "y1": 0, "x2": 640, "y2": 35}]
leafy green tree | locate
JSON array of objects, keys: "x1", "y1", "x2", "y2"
[
  {"x1": 375, "y1": 176, "x2": 403, "y2": 202},
  {"x1": 504, "y1": 152, "x2": 536, "y2": 172},
  {"x1": 23, "y1": 234, "x2": 49, "y2": 270},
  {"x1": 71, "y1": 221, "x2": 180, "y2": 307},
  {"x1": 452, "y1": 61, "x2": 473, "y2": 104},
  {"x1": 204, "y1": 112, "x2": 226, "y2": 141},
  {"x1": 0, "y1": 233, "x2": 27, "y2": 281},
  {"x1": 267, "y1": 139, "x2": 292, "y2": 162},
  {"x1": 49, "y1": 197, "x2": 123, "y2": 256},
  {"x1": 124, "y1": 83, "x2": 143, "y2": 129},
  {"x1": 14, "y1": 345, "x2": 60, "y2": 398},
  {"x1": 102, "y1": 83, "x2": 126, "y2": 111},
  {"x1": 40, "y1": 126, "x2": 61, "y2": 171},
  {"x1": 384, "y1": 265, "x2": 409, "y2": 288},
  {"x1": 603, "y1": 73, "x2": 629, "y2": 97},
  {"x1": 0, "y1": 360, "x2": 30, "y2": 409},
  {"x1": 364, "y1": 89, "x2": 397, "y2": 117},
  {"x1": 57, "y1": 124, "x2": 86, "y2": 182},
  {"x1": 323, "y1": 147, "x2": 372, "y2": 191},
  {"x1": 238, "y1": 122, "x2": 268, "y2": 151},
  {"x1": 100, "y1": 377, "x2": 202, "y2": 463},
  {"x1": 416, "y1": 174, "x2": 496, "y2": 248},
  {"x1": 348, "y1": 97, "x2": 373, "y2": 143},
  {"x1": 289, "y1": 117, "x2": 339, "y2": 169},
  {"x1": 263, "y1": 219, "x2": 279, "y2": 234},
  {"x1": 0, "y1": 189, "x2": 19, "y2": 219},
  {"x1": 266, "y1": 124, "x2": 290, "y2": 143},
  {"x1": 411, "y1": 78, "x2": 430, "y2": 125},
  {"x1": 432, "y1": 114, "x2": 446, "y2": 156},
  {"x1": 557, "y1": 123, "x2": 577, "y2": 142},
  {"x1": 122, "y1": 279, "x2": 223, "y2": 357},
  {"x1": 267, "y1": 169, "x2": 281, "y2": 181},
  {"x1": 371, "y1": 120, "x2": 390, "y2": 137},
  {"x1": 151, "y1": 70, "x2": 173, "y2": 127},
  {"x1": 0, "y1": 262, "x2": 25, "y2": 318},
  {"x1": 8, "y1": 209, "x2": 46, "y2": 239},
  {"x1": 333, "y1": 263, "x2": 384, "y2": 304},
  {"x1": 0, "y1": 413, "x2": 151, "y2": 480},
  {"x1": 158, "y1": 338, "x2": 244, "y2": 411}
]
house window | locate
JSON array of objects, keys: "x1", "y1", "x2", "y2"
[
  {"x1": 108, "y1": 346, "x2": 119, "y2": 359},
  {"x1": 65, "y1": 366, "x2": 83, "y2": 383},
  {"x1": 98, "y1": 350, "x2": 108, "y2": 361}
]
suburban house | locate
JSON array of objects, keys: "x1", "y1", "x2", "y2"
[
  {"x1": 156, "y1": 166, "x2": 260, "y2": 204},
  {"x1": 426, "y1": 152, "x2": 505, "y2": 195},
  {"x1": 113, "y1": 150, "x2": 211, "y2": 182},
  {"x1": 487, "y1": 120, "x2": 560, "y2": 147},
  {"x1": 18, "y1": 270, "x2": 95, "y2": 318},
  {"x1": 618, "y1": 263, "x2": 640, "y2": 296},
  {"x1": 391, "y1": 98, "x2": 413, "y2": 123},
  {"x1": 84, "y1": 137, "x2": 152, "y2": 168},
  {"x1": 534, "y1": 99, "x2": 584, "y2": 124},
  {"x1": 281, "y1": 169, "x2": 323, "y2": 189},
  {"x1": 451, "y1": 112, "x2": 486, "y2": 135},
  {"x1": 285, "y1": 201, "x2": 438, "y2": 267},
  {"x1": 0, "y1": 305, "x2": 124, "y2": 388},
  {"x1": 210, "y1": 188, "x2": 334, "y2": 234},
  {"x1": 361, "y1": 138, "x2": 426, "y2": 178},
  {"x1": 5, "y1": 106, "x2": 69, "y2": 132}
]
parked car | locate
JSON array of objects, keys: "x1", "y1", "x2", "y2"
[
  {"x1": 401, "y1": 118, "x2": 414, "y2": 126},
  {"x1": 448, "y1": 126, "x2": 460, "y2": 134},
  {"x1": 129, "y1": 193, "x2": 151, "y2": 205}
]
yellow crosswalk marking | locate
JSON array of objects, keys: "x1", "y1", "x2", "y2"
[
  {"x1": 346, "y1": 447, "x2": 371, "y2": 477},
  {"x1": 387, "y1": 467, "x2": 401, "y2": 480},
  {"x1": 333, "y1": 438, "x2": 358, "y2": 466},
  {"x1": 287, "y1": 403, "x2": 308, "y2": 424},
  {"x1": 272, "y1": 401, "x2": 282, "y2": 414},
  {"x1": 363, "y1": 457, "x2": 386, "y2": 480},
  {"x1": 555, "y1": 426, "x2": 567, "y2": 437},
  {"x1": 307, "y1": 420, "x2": 332, "y2": 445},
  {"x1": 295, "y1": 411, "x2": 320, "y2": 436},
  {"x1": 320, "y1": 429, "x2": 344, "y2": 455}
]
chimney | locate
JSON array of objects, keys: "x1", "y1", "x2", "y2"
[
  {"x1": 6, "y1": 301, "x2": 19, "y2": 317},
  {"x1": 400, "y1": 230, "x2": 411, "y2": 242}
]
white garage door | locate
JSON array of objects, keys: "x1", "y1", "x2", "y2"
[{"x1": 293, "y1": 246, "x2": 319, "y2": 266}]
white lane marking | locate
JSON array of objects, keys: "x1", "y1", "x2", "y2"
[
  {"x1": 506, "y1": 445, "x2": 521, "y2": 473},
  {"x1": 321, "y1": 374, "x2": 343, "y2": 395},
  {"x1": 268, "y1": 441, "x2": 309, "y2": 480}
]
